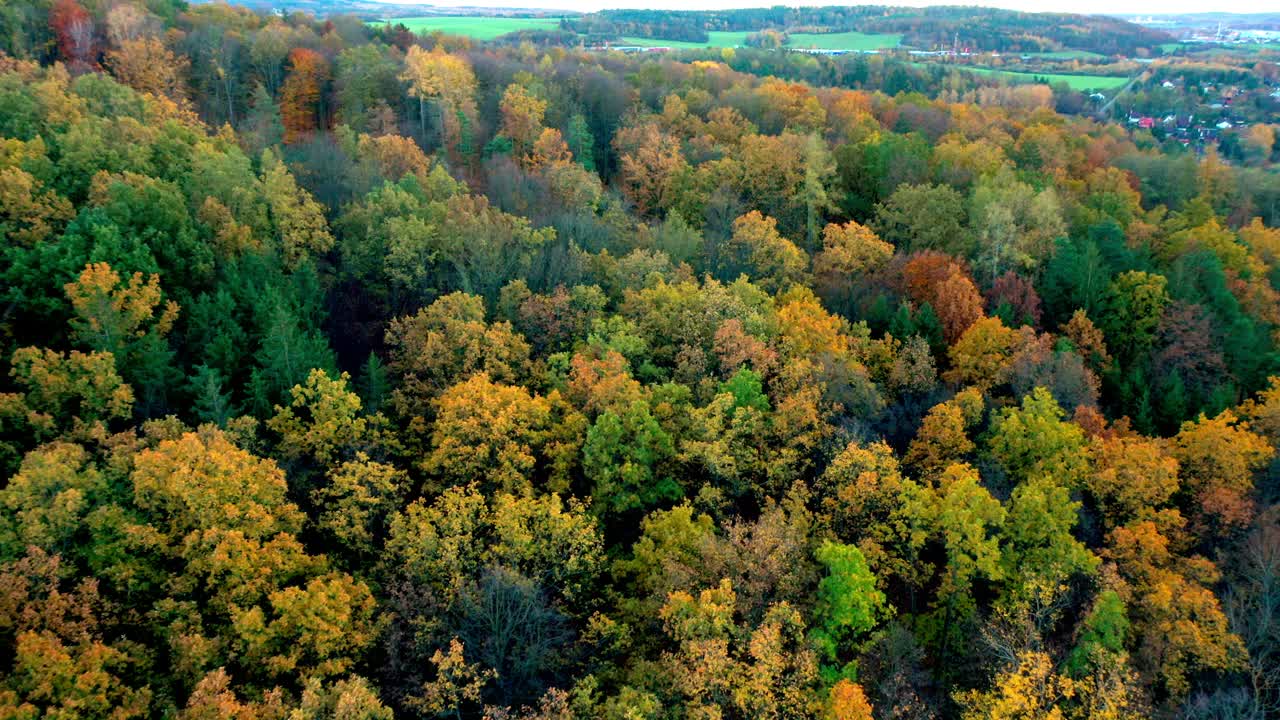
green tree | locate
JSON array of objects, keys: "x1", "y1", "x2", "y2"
[
  {"x1": 1103, "y1": 271, "x2": 1170, "y2": 364},
  {"x1": 566, "y1": 113, "x2": 596, "y2": 172},
  {"x1": 872, "y1": 183, "x2": 968, "y2": 256},
  {"x1": 986, "y1": 387, "x2": 1088, "y2": 486},
  {"x1": 248, "y1": 299, "x2": 337, "y2": 417},
  {"x1": 1064, "y1": 589, "x2": 1129, "y2": 677},
  {"x1": 1000, "y1": 475, "x2": 1098, "y2": 599},
  {"x1": 582, "y1": 400, "x2": 679, "y2": 519},
  {"x1": 810, "y1": 541, "x2": 886, "y2": 680}
]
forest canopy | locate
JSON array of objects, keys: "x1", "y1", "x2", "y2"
[{"x1": 1, "y1": 2, "x2": 1280, "y2": 719}]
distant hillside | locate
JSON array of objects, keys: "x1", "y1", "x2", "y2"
[
  {"x1": 186, "y1": 0, "x2": 577, "y2": 21},
  {"x1": 1116, "y1": 12, "x2": 1280, "y2": 31},
  {"x1": 564, "y1": 6, "x2": 1174, "y2": 55}
]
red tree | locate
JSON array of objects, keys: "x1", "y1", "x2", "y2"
[
  {"x1": 279, "y1": 48, "x2": 330, "y2": 143},
  {"x1": 50, "y1": 0, "x2": 95, "y2": 69},
  {"x1": 987, "y1": 271, "x2": 1042, "y2": 328},
  {"x1": 901, "y1": 252, "x2": 984, "y2": 344}
]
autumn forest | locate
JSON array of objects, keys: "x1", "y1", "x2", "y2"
[{"x1": 2, "y1": 1, "x2": 1280, "y2": 719}]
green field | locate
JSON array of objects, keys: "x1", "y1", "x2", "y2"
[
  {"x1": 960, "y1": 65, "x2": 1130, "y2": 90},
  {"x1": 617, "y1": 30, "x2": 900, "y2": 51},
  {"x1": 377, "y1": 16, "x2": 563, "y2": 40},
  {"x1": 786, "y1": 31, "x2": 902, "y2": 51},
  {"x1": 617, "y1": 32, "x2": 751, "y2": 49}
]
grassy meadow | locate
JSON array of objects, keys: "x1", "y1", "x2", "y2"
[
  {"x1": 961, "y1": 65, "x2": 1131, "y2": 90},
  {"x1": 378, "y1": 18, "x2": 903, "y2": 52},
  {"x1": 787, "y1": 31, "x2": 903, "y2": 51},
  {"x1": 616, "y1": 32, "x2": 751, "y2": 48},
  {"x1": 376, "y1": 16, "x2": 563, "y2": 40}
]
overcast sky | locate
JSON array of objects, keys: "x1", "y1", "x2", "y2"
[{"x1": 380, "y1": 0, "x2": 1276, "y2": 16}]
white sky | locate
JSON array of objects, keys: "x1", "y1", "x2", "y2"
[{"x1": 379, "y1": 0, "x2": 1278, "y2": 15}]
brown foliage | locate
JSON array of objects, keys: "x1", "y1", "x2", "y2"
[
  {"x1": 279, "y1": 48, "x2": 329, "y2": 143},
  {"x1": 901, "y1": 252, "x2": 983, "y2": 343}
]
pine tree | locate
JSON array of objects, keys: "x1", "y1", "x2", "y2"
[
  {"x1": 356, "y1": 352, "x2": 389, "y2": 416},
  {"x1": 189, "y1": 363, "x2": 237, "y2": 426}
]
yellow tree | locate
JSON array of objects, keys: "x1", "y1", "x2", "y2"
[
  {"x1": 525, "y1": 127, "x2": 572, "y2": 171},
  {"x1": 5, "y1": 347, "x2": 133, "y2": 439},
  {"x1": 614, "y1": 122, "x2": 687, "y2": 217},
  {"x1": 818, "y1": 440, "x2": 925, "y2": 586},
  {"x1": 0, "y1": 166, "x2": 74, "y2": 246},
  {"x1": 260, "y1": 150, "x2": 334, "y2": 269},
  {"x1": 1170, "y1": 411, "x2": 1273, "y2": 540},
  {"x1": 313, "y1": 454, "x2": 407, "y2": 563},
  {"x1": 64, "y1": 262, "x2": 178, "y2": 361},
  {"x1": 1240, "y1": 218, "x2": 1280, "y2": 270},
  {"x1": 722, "y1": 211, "x2": 809, "y2": 292},
  {"x1": 230, "y1": 572, "x2": 378, "y2": 681},
  {"x1": 498, "y1": 83, "x2": 548, "y2": 160},
  {"x1": 424, "y1": 372, "x2": 552, "y2": 494},
  {"x1": 0, "y1": 442, "x2": 108, "y2": 558},
  {"x1": 400, "y1": 46, "x2": 477, "y2": 154},
  {"x1": 812, "y1": 220, "x2": 893, "y2": 307},
  {"x1": 3, "y1": 630, "x2": 151, "y2": 720},
  {"x1": 105, "y1": 37, "x2": 190, "y2": 108},
  {"x1": 1061, "y1": 309, "x2": 1111, "y2": 372},
  {"x1": 944, "y1": 317, "x2": 1024, "y2": 390},
  {"x1": 384, "y1": 292, "x2": 531, "y2": 419},
  {"x1": 1104, "y1": 517, "x2": 1247, "y2": 698},
  {"x1": 1086, "y1": 434, "x2": 1179, "y2": 528},
  {"x1": 268, "y1": 369, "x2": 394, "y2": 467},
  {"x1": 957, "y1": 651, "x2": 1076, "y2": 720},
  {"x1": 410, "y1": 638, "x2": 493, "y2": 717},
  {"x1": 904, "y1": 390, "x2": 984, "y2": 476},
  {"x1": 131, "y1": 428, "x2": 304, "y2": 544},
  {"x1": 826, "y1": 680, "x2": 874, "y2": 720},
  {"x1": 658, "y1": 579, "x2": 822, "y2": 718},
  {"x1": 1238, "y1": 375, "x2": 1280, "y2": 444},
  {"x1": 63, "y1": 262, "x2": 177, "y2": 413},
  {"x1": 178, "y1": 668, "x2": 287, "y2": 719}
]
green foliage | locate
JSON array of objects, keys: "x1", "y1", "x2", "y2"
[
  {"x1": 1103, "y1": 270, "x2": 1170, "y2": 363},
  {"x1": 1064, "y1": 589, "x2": 1129, "y2": 677},
  {"x1": 986, "y1": 387, "x2": 1088, "y2": 485},
  {"x1": 1000, "y1": 475, "x2": 1098, "y2": 595},
  {"x1": 582, "y1": 400, "x2": 680, "y2": 518},
  {"x1": 872, "y1": 183, "x2": 968, "y2": 256},
  {"x1": 188, "y1": 364, "x2": 237, "y2": 426},
  {"x1": 810, "y1": 541, "x2": 885, "y2": 679},
  {"x1": 248, "y1": 297, "x2": 337, "y2": 417},
  {"x1": 566, "y1": 113, "x2": 596, "y2": 172},
  {"x1": 718, "y1": 367, "x2": 771, "y2": 414}
]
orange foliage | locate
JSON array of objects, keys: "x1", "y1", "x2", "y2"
[
  {"x1": 280, "y1": 48, "x2": 329, "y2": 143},
  {"x1": 614, "y1": 123, "x2": 686, "y2": 217},
  {"x1": 902, "y1": 252, "x2": 984, "y2": 343}
]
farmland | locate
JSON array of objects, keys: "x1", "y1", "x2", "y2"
[
  {"x1": 784, "y1": 31, "x2": 904, "y2": 51},
  {"x1": 375, "y1": 16, "x2": 563, "y2": 40},
  {"x1": 616, "y1": 32, "x2": 751, "y2": 48},
  {"x1": 377, "y1": 19, "x2": 902, "y2": 52},
  {"x1": 960, "y1": 65, "x2": 1131, "y2": 90}
]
